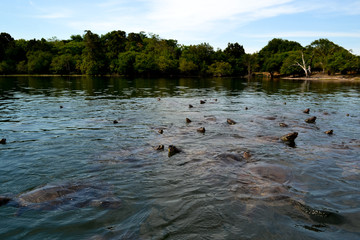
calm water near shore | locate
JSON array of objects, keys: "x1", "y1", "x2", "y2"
[{"x1": 0, "y1": 76, "x2": 359, "y2": 239}]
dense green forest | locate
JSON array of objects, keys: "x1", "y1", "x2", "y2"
[{"x1": 1, "y1": 30, "x2": 359, "y2": 77}]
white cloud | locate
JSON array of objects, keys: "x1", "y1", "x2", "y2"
[
  {"x1": 61, "y1": 0, "x2": 304, "y2": 32},
  {"x1": 63, "y1": 0, "x2": 311, "y2": 43},
  {"x1": 22, "y1": 0, "x2": 360, "y2": 53},
  {"x1": 146, "y1": 0, "x2": 298, "y2": 31},
  {"x1": 243, "y1": 31, "x2": 360, "y2": 38}
]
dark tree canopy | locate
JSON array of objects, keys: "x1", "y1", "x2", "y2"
[
  {"x1": 0, "y1": 31, "x2": 358, "y2": 77},
  {"x1": 260, "y1": 38, "x2": 303, "y2": 55}
]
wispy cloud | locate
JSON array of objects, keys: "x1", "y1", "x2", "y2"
[
  {"x1": 29, "y1": 0, "x2": 73, "y2": 19},
  {"x1": 146, "y1": 0, "x2": 299, "y2": 31},
  {"x1": 31, "y1": 0, "x2": 356, "y2": 37},
  {"x1": 35, "y1": 12, "x2": 71, "y2": 19},
  {"x1": 19, "y1": 0, "x2": 360, "y2": 54},
  {"x1": 243, "y1": 31, "x2": 360, "y2": 38},
  {"x1": 62, "y1": 0, "x2": 311, "y2": 41}
]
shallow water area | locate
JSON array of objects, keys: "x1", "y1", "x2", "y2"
[{"x1": 0, "y1": 76, "x2": 359, "y2": 239}]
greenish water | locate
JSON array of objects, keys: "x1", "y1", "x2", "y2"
[{"x1": 0, "y1": 76, "x2": 359, "y2": 239}]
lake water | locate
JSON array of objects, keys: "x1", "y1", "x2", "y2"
[{"x1": 0, "y1": 76, "x2": 359, "y2": 240}]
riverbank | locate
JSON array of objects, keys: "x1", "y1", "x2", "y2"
[
  {"x1": 281, "y1": 73, "x2": 360, "y2": 81},
  {"x1": 2, "y1": 73, "x2": 360, "y2": 81}
]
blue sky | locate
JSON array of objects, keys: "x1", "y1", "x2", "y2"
[{"x1": 1, "y1": 0, "x2": 360, "y2": 54}]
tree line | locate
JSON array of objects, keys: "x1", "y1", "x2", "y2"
[{"x1": 1, "y1": 30, "x2": 359, "y2": 77}]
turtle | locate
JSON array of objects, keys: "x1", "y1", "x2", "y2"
[
  {"x1": 235, "y1": 163, "x2": 345, "y2": 226},
  {"x1": 305, "y1": 116, "x2": 317, "y2": 123},
  {"x1": 325, "y1": 130, "x2": 333, "y2": 135},
  {"x1": 168, "y1": 145, "x2": 181, "y2": 157},
  {"x1": 280, "y1": 132, "x2": 298, "y2": 147},
  {"x1": 197, "y1": 127, "x2": 205, "y2": 133},
  {"x1": 0, "y1": 183, "x2": 122, "y2": 214},
  {"x1": 280, "y1": 132, "x2": 298, "y2": 142},
  {"x1": 216, "y1": 153, "x2": 244, "y2": 163},
  {"x1": 227, "y1": 118, "x2": 236, "y2": 125},
  {"x1": 154, "y1": 144, "x2": 164, "y2": 151},
  {"x1": 279, "y1": 123, "x2": 288, "y2": 127}
]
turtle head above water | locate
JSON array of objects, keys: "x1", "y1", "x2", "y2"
[{"x1": 0, "y1": 196, "x2": 11, "y2": 206}]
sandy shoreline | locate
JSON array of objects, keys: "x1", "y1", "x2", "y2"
[{"x1": 281, "y1": 74, "x2": 360, "y2": 82}]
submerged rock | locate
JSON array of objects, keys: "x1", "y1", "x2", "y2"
[
  {"x1": 200, "y1": 100, "x2": 206, "y2": 104},
  {"x1": 189, "y1": 104, "x2": 193, "y2": 108},
  {"x1": 279, "y1": 123, "x2": 288, "y2": 127},
  {"x1": 186, "y1": 118, "x2": 192, "y2": 123},
  {"x1": 168, "y1": 145, "x2": 181, "y2": 157},
  {"x1": 305, "y1": 116, "x2": 317, "y2": 123}
]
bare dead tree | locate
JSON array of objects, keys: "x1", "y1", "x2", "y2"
[{"x1": 293, "y1": 51, "x2": 311, "y2": 78}]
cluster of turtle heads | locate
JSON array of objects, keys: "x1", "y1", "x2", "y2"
[
  {"x1": 148, "y1": 99, "x2": 337, "y2": 157},
  {"x1": 280, "y1": 107, "x2": 334, "y2": 147}
]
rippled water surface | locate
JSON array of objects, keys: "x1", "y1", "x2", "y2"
[{"x1": 0, "y1": 76, "x2": 359, "y2": 239}]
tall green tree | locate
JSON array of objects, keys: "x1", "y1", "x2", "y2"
[
  {"x1": 179, "y1": 43, "x2": 214, "y2": 75},
  {"x1": 126, "y1": 32, "x2": 146, "y2": 52},
  {"x1": 80, "y1": 30, "x2": 107, "y2": 75},
  {"x1": 116, "y1": 51, "x2": 138, "y2": 75},
  {"x1": 280, "y1": 50, "x2": 313, "y2": 77},
  {"x1": 327, "y1": 48, "x2": 359, "y2": 74},
  {"x1": 101, "y1": 30, "x2": 127, "y2": 73},
  {"x1": 310, "y1": 38, "x2": 341, "y2": 74},
  {"x1": 0, "y1": 33, "x2": 17, "y2": 73},
  {"x1": 207, "y1": 61, "x2": 233, "y2": 77},
  {"x1": 243, "y1": 53, "x2": 259, "y2": 77},
  {"x1": 144, "y1": 35, "x2": 179, "y2": 75},
  {"x1": 224, "y1": 42, "x2": 246, "y2": 76},
  {"x1": 50, "y1": 54, "x2": 78, "y2": 74},
  {"x1": 260, "y1": 38, "x2": 302, "y2": 56},
  {"x1": 0, "y1": 32, "x2": 15, "y2": 61},
  {"x1": 27, "y1": 50, "x2": 53, "y2": 73},
  {"x1": 259, "y1": 38, "x2": 303, "y2": 78},
  {"x1": 263, "y1": 52, "x2": 290, "y2": 78}
]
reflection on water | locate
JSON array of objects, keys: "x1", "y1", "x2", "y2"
[{"x1": 0, "y1": 76, "x2": 359, "y2": 239}]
